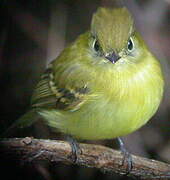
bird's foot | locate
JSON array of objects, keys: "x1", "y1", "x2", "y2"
[
  {"x1": 117, "y1": 137, "x2": 133, "y2": 174},
  {"x1": 67, "y1": 136, "x2": 82, "y2": 163}
]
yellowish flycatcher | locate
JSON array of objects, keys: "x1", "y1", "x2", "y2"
[{"x1": 8, "y1": 8, "x2": 164, "y2": 145}]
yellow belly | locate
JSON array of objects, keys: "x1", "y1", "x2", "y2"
[
  {"x1": 40, "y1": 76, "x2": 163, "y2": 140},
  {"x1": 39, "y1": 56, "x2": 164, "y2": 140},
  {"x1": 61, "y1": 90, "x2": 162, "y2": 140}
]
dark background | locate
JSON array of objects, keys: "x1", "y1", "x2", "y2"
[{"x1": 0, "y1": 0, "x2": 170, "y2": 180}]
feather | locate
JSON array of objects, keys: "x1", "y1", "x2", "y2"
[
  {"x1": 31, "y1": 65, "x2": 90, "y2": 111},
  {"x1": 1, "y1": 109, "x2": 38, "y2": 137},
  {"x1": 91, "y1": 7, "x2": 134, "y2": 53}
]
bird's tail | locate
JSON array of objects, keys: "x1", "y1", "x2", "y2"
[{"x1": 1, "y1": 109, "x2": 39, "y2": 137}]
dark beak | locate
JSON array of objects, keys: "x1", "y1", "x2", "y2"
[{"x1": 105, "y1": 52, "x2": 120, "y2": 64}]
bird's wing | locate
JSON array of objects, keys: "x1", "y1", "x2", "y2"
[{"x1": 31, "y1": 65, "x2": 90, "y2": 112}]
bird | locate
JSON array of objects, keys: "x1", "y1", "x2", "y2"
[{"x1": 5, "y1": 7, "x2": 164, "y2": 171}]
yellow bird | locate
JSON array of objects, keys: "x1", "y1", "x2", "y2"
[
  {"x1": 33, "y1": 8, "x2": 164, "y2": 140},
  {"x1": 6, "y1": 7, "x2": 164, "y2": 168}
]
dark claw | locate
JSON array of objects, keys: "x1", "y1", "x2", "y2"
[
  {"x1": 117, "y1": 137, "x2": 133, "y2": 174},
  {"x1": 67, "y1": 136, "x2": 82, "y2": 163}
]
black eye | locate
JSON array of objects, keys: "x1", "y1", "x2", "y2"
[
  {"x1": 93, "y1": 39, "x2": 100, "y2": 52},
  {"x1": 127, "y1": 38, "x2": 134, "y2": 51}
]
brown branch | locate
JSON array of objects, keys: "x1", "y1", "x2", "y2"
[{"x1": 0, "y1": 137, "x2": 170, "y2": 179}]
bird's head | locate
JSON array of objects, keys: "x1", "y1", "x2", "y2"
[{"x1": 88, "y1": 7, "x2": 146, "y2": 69}]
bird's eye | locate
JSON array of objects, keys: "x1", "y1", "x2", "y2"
[
  {"x1": 127, "y1": 38, "x2": 134, "y2": 52},
  {"x1": 93, "y1": 39, "x2": 100, "y2": 52}
]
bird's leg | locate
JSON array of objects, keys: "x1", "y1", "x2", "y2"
[
  {"x1": 117, "y1": 137, "x2": 133, "y2": 174},
  {"x1": 67, "y1": 136, "x2": 82, "y2": 163}
]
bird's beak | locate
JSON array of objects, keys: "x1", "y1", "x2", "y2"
[{"x1": 105, "y1": 52, "x2": 120, "y2": 64}]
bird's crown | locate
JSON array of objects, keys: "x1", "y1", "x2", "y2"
[{"x1": 91, "y1": 7, "x2": 134, "y2": 53}]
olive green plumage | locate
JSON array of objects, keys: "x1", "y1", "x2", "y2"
[
  {"x1": 91, "y1": 7, "x2": 134, "y2": 52},
  {"x1": 8, "y1": 7, "x2": 164, "y2": 140}
]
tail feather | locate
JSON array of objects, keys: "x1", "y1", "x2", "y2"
[{"x1": 1, "y1": 109, "x2": 39, "y2": 137}]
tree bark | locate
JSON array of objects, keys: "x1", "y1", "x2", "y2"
[{"x1": 0, "y1": 137, "x2": 170, "y2": 179}]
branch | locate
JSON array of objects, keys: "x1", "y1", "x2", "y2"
[{"x1": 0, "y1": 137, "x2": 170, "y2": 179}]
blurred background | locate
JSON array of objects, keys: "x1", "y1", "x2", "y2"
[{"x1": 0, "y1": 0, "x2": 169, "y2": 180}]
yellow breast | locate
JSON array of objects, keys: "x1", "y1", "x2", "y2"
[{"x1": 59, "y1": 55, "x2": 164, "y2": 140}]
